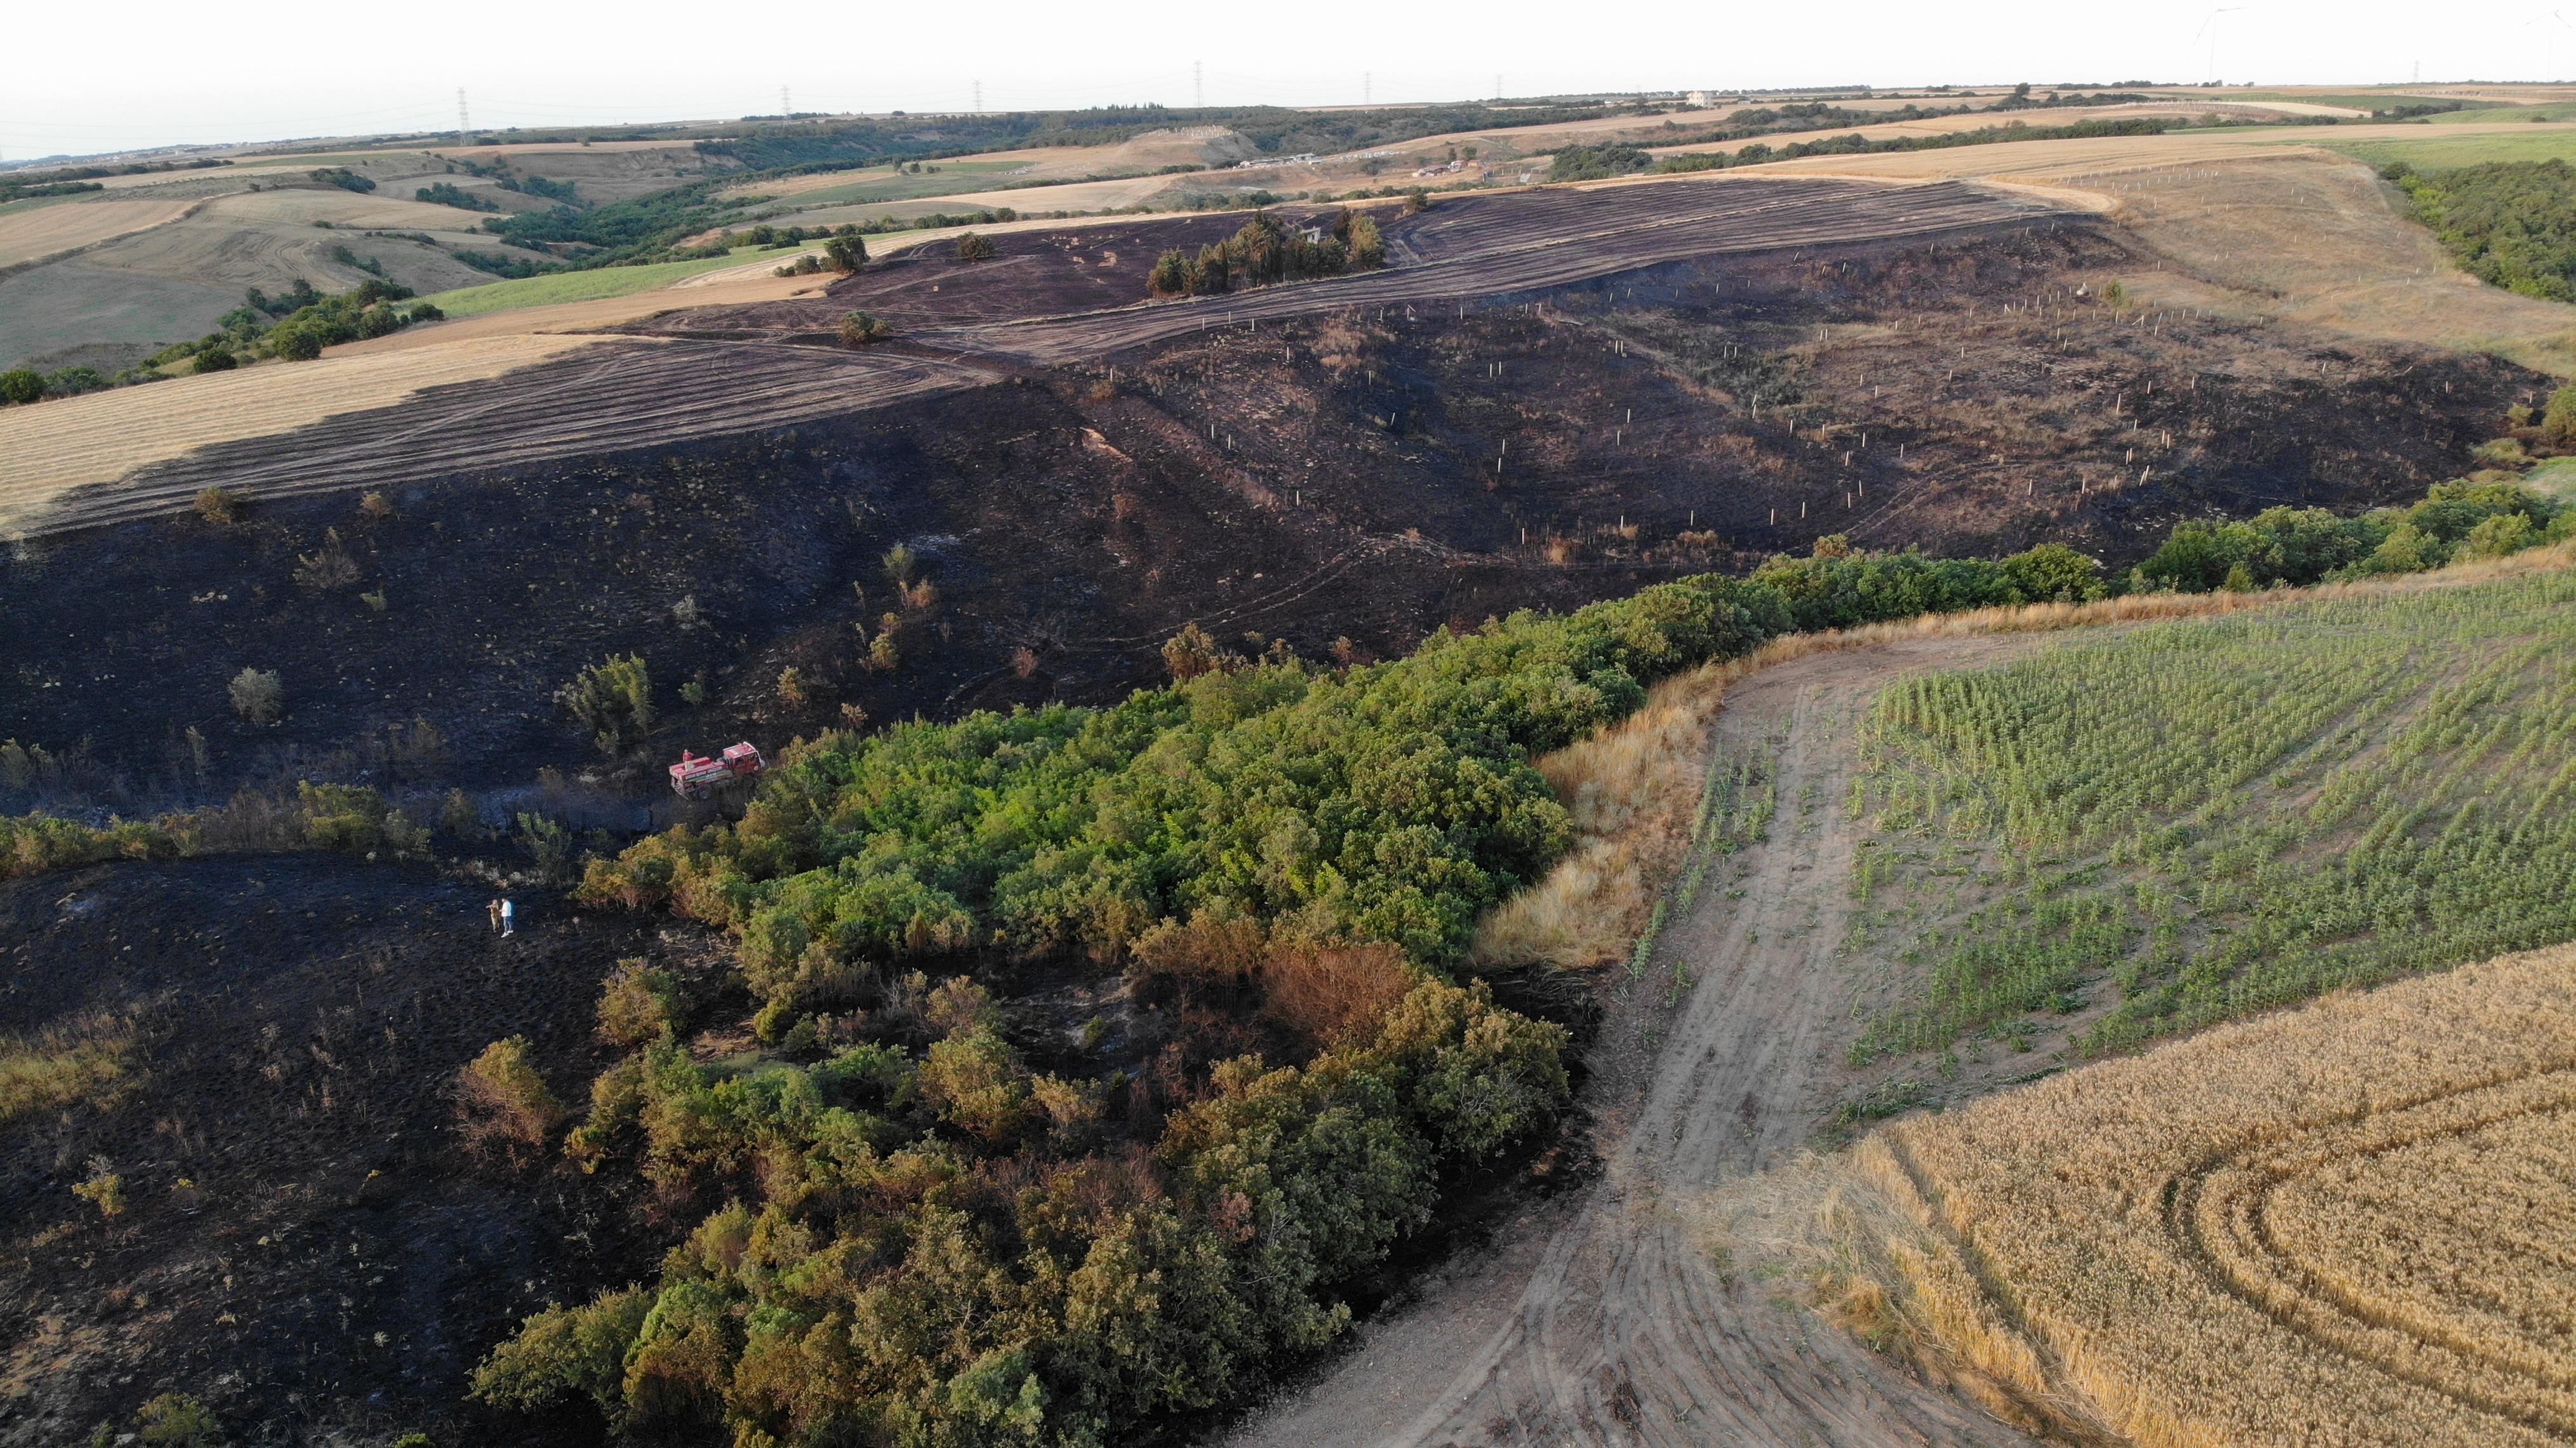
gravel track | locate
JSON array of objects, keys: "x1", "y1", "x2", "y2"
[{"x1": 1226, "y1": 637, "x2": 2049, "y2": 1448}]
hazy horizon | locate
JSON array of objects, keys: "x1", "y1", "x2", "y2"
[{"x1": 11, "y1": 0, "x2": 2574, "y2": 164}]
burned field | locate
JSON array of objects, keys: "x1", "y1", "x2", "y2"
[
  {"x1": 1, "y1": 200, "x2": 2530, "y2": 819},
  {"x1": 0, "y1": 175, "x2": 2551, "y2": 1440},
  {"x1": 0, "y1": 855, "x2": 684, "y2": 1446}
]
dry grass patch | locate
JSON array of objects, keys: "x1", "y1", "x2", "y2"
[
  {"x1": 0, "y1": 1014, "x2": 134, "y2": 1124},
  {"x1": 1834, "y1": 940, "x2": 2576, "y2": 1448}
]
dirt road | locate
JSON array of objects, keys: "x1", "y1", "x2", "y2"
[{"x1": 1226, "y1": 635, "x2": 2046, "y2": 1448}]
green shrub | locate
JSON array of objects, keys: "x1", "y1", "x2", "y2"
[
  {"x1": 133, "y1": 1393, "x2": 220, "y2": 1446},
  {"x1": 190, "y1": 349, "x2": 238, "y2": 374},
  {"x1": 227, "y1": 668, "x2": 283, "y2": 725},
  {"x1": 2134, "y1": 477, "x2": 2559, "y2": 592},
  {"x1": 0, "y1": 368, "x2": 42, "y2": 405},
  {"x1": 598, "y1": 961, "x2": 682, "y2": 1047},
  {"x1": 1545, "y1": 143, "x2": 1653, "y2": 182},
  {"x1": 456, "y1": 1037, "x2": 567, "y2": 1163},
  {"x1": 194, "y1": 485, "x2": 244, "y2": 524},
  {"x1": 559, "y1": 654, "x2": 654, "y2": 754}
]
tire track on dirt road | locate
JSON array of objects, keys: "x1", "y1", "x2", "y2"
[{"x1": 1224, "y1": 635, "x2": 2051, "y2": 1448}]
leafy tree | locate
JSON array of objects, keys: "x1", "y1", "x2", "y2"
[
  {"x1": 310, "y1": 166, "x2": 375, "y2": 193},
  {"x1": 0, "y1": 368, "x2": 41, "y2": 405},
  {"x1": 559, "y1": 654, "x2": 654, "y2": 754},
  {"x1": 1347, "y1": 213, "x2": 1386, "y2": 269},
  {"x1": 837, "y1": 310, "x2": 892, "y2": 345},
  {"x1": 824, "y1": 231, "x2": 869, "y2": 272},
  {"x1": 228, "y1": 667, "x2": 283, "y2": 725},
  {"x1": 1545, "y1": 144, "x2": 1654, "y2": 182},
  {"x1": 956, "y1": 231, "x2": 998, "y2": 262},
  {"x1": 417, "y1": 181, "x2": 501, "y2": 212}
]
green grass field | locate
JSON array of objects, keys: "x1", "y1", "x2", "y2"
[
  {"x1": 1846, "y1": 565, "x2": 2576, "y2": 1061},
  {"x1": 2331, "y1": 125, "x2": 2576, "y2": 170},
  {"x1": 415, "y1": 244, "x2": 795, "y2": 317}
]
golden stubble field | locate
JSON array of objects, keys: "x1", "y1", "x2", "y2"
[
  {"x1": 0, "y1": 333, "x2": 598, "y2": 536},
  {"x1": 1832, "y1": 940, "x2": 2576, "y2": 1448},
  {"x1": 1768, "y1": 133, "x2": 2576, "y2": 376},
  {"x1": 0, "y1": 197, "x2": 204, "y2": 271}
]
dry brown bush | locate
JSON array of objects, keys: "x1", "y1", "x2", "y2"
[
  {"x1": 455, "y1": 1036, "x2": 567, "y2": 1165},
  {"x1": 1129, "y1": 911, "x2": 1414, "y2": 1053}
]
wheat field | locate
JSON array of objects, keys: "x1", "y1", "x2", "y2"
[{"x1": 1851, "y1": 939, "x2": 2576, "y2": 1448}]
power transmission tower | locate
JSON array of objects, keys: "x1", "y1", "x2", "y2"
[
  {"x1": 1494, "y1": 74, "x2": 1503, "y2": 102},
  {"x1": 456, "y1": 89, "x2": 471, "y2": 145},
  {"x1": 1195, "y1": 61, "x2": 1204, "y2": 109},
  {"x1": 1364, "y1": 71, "x2": 1372, "y2": 105},
  {"x1": 974, "y1": 79, "x2": 983, "y2": 112},
  {"x1": 781, "y1": 84, "x2": 791, "y2": 116}
]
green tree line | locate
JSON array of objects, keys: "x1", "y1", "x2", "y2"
[
  {"x1": 1146, "y1": 210, "x2": 1383, "y2": 298},
  {"x1": 486, "y1": 533, "x2": 2117, "y2": 1445}
]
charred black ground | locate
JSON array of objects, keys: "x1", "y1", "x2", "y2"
[{"x1": 0, "y1": 198, "x2": 2544, "y2": 1443}]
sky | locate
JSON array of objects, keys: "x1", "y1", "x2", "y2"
[{"x1": 10, "y1": 0, "x2": 2576, "y2": 162}]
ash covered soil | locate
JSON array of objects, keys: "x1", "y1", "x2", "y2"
[
  {"x1": 0, "y1": 855, "x2": 709, "y2": 1446},
  {"x1": 0, "y1": 187, "x2": 2547, "y2": 1440},
  {"x1": 2, "y1": 214, "x2": 2532, "y2": 820}
]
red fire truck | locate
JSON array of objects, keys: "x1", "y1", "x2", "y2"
[{"x1": 669, "y1": 742, "x2": 765, "y2": 798}]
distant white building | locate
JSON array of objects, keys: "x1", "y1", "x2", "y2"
[{"x1": 1687, "y1": 90, "x2": 1715, "y2": 107}]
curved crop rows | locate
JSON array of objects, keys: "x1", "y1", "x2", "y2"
[{"x1": 1862, "y1": 936, "x2": 2576, "y2": 1448}]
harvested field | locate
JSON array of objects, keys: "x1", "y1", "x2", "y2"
[
  {"x1": 15, "y1": 341, "x2": 1003, "y2": 536},
  {"x1": 775, "y1": 173, "x2": 1179, "y2": 230},
  {"x1": 0, "y1": 196, "x2": 199, "y2": 271},
  {"x1": 0, "y1": 260, "x2": 241, "y2": 372},
  {"x1": 1756, "y1": 140, "x2": 2576, "y2": 375},
  {"x1": 0, "y1": 334, "x2": 597, "y2": 533},
  {"x1": 1858, "y1": 938, "x2": 2576, "y2": 1448},
  {"x1": 194, "y1": 186, "x2": 503, "y2": 233}
]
